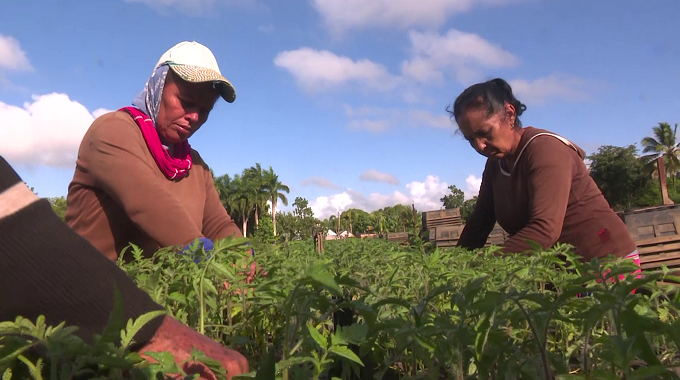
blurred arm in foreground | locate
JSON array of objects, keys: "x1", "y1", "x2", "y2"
[{"x1": 0, "y1": 156, "x2": 248, "y2": 379}]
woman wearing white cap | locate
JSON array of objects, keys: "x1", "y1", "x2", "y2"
[
  {"x1": 65, "y1": 41, "x2": 250, "y2": 262},
  {"x1": 61, "y1": 40, "x2": 256, "y2": 377}
]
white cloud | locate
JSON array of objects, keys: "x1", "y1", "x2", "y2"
[
  {"x1": 400, "y1": 57, "x2": 443, "y2": 83},
  {"x1": 509, "y1": 74, "x2": 592, "y2": 104},
  {"x1": 344, "y1": 105, "x2": 454, "y2": 132},
  {"x1": 0, "y1": 93, "x2": 110, "y2": 168},
  {"x1": 310, "y1": 175, "x2": 449, "y2": 219},
  {"x1": 310, "y1": 192, "x2": 355, "y2": 219},
  {"x1": 123, "y1": 0, "x2": 261, "y2": 14},
  {"x1": 360, "y1": 169, "x2": 400, "y2": 185},
  {"x1": 258, "y1": 24, "x2": 274, "y2": 34},
  {"x1": 273, "y1": 48, "x2": 399, "y2": 92},
  {"x1": 311, "y1": 0, "x2": 529, "y2": 35},
  {"x1": 401, "y1": 29, "x2": 520, "y2": 84},
  {"x1": 301, "y1": 176, "x2": 341, "y2": 190},
  {"x1": 464, "y1": 174, "x2": 482, "y2": 199},
  {"x1": 406, "y1": 175, "x2": 449, "y2": 208},
  {"x1": 348, "y1": 119, "x2": 391, "y2": 132},
  {"x1": 408, "y1": 109, "x2": 453, "y2": 129},
  {"x1": 274, "y1": 29, "x2": 518, "y2": 96},
  {"x1": 0, "y1": 35, "x2": 32, "y2": 71}
]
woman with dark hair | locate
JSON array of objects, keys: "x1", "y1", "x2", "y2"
[{"x1": 451, "y1": 78, "x2": 640, "y2": 267}]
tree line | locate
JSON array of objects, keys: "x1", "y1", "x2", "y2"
[{"x1": 210, "y1": 164, "x2": 425, "y2": 241}]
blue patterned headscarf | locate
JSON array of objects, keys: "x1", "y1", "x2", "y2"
[{"x1": 131, "y1": 64, "x2": 169, "y2": 127}]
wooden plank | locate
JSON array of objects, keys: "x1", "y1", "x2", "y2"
[
  {"x1": 426, "y1": 217, "x2": 463, "y2": 222},
  {"x1": 635, "y1": 234, "x2": 680, "y2": 246},
  {"x1": 435, "y1": 226, "x2": 464, "y2": 241},
  {"x1": 423, "y1": 208, "x2": 461, "y2": 221},
  {"x1": 426, "y1": 221, "x2": 463, "y2": 227},
  {"x1": 388, "y1": 232, "x2": 409, "y2": 238},
  {"x1": 641, "y1": 258, "x2": 680, "y2": 270},
  {"x1": 640, "y1": 251, "x2": 680, "y2": 264},
  {"x1": 638, "y1": 243, "x2": 680, "y2": 255}
]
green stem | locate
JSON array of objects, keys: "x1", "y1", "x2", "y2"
[
  {"x1": 282, "y1": 284, "x2": 301, "y2": 380},
  {"x1": 197, "y1": 256, "x2": 214, "y2": 335},
  {"x1": 312, "y1": 352, "x2": 328, "y2": 380},
  {"x1": 412, "y1": 340, "x2": 417, "y2": 377},
  {"x1": 457, "y1": 342, "x2": 464, "y2": 380},
  {"x1": 514, "y1": 298, "x2": 552, "y2": 380},
  {"x1": 583, "y1": 326, "x2": 592, "y2": 375}
]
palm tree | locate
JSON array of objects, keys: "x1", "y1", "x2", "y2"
[
  {"x1": 328, "y1": 214, "x2": 339, "y2": 233},
  {"x1": 214, "y1": 172, "x2": 231, "y2": 205},
  {"x1": 641, "y1": 122, "x2": 680, "y2": 188},
  {"x1": 231, "y1": 174, "x2": 259, "y2": 236},
  {"x1": 370, "y1": 210, "x2": 385, "y2": 234},
  {"x1": 215, "y1": 173, "x2": 257, "y2": 236},
  {"x1": 340, "y1": 210, "x2": 351, "y2": 234},
  {"x1": 243, "y1": 163, "x2": 268, "y2": 229},
  {"x1": 261, "y1": 166, "x2": 290, "y2": 236}
]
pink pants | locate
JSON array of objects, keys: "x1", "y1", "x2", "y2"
[
  {"x1": 597, "y1": 250, "x2": 642, "y2": 293},
  {"x1": 578, "y1": 250, "x2": 642, "y2": 297}
]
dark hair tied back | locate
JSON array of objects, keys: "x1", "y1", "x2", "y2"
[{"x1": 448, "y1": 78, "x2": 527, "y2": 128}]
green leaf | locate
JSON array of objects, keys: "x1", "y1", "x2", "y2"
[
  {"x1": 307, "y1": 324, "x2": 327, "y2": 350},
  {"x1": 167, "y1": 292, "x2": 187, "y2": 304},
  {"x1": 305, "y1": 264, "x2": 341, "y2": 296},
  {"x1": 331, "y1": 323, "x2": 368, "y2": 346},
  {"x1": 628, "y1": 366, "x2": 674, "y2": 380},
  {"x1": 2, "y1": 368, "x2": 11, "y2": 380},
  {"x1": 372, "y1": 297, "x2": 411, "y2": 311},
  {"x1": 201, "y1": 278, "x2": 219, "y2": 295},
  {"x1": 121, "y1": 310, "x2": 167, "y2": 349},
  {"x1": 143, "y1": 351, "x2": 181, "y2": 374},
  {"x1": 187, "y1": 347, "x2": 228, "y2": 380},
  {"x1": 254, "y1": 348, "x2": 276, "y2": 380},
  {"x1": 412, "y1": 333, "x2": 435, "y2": 352},
  {"x1": 211, "y1": 262, "x2": 236, "y2": 281},
  {"x1": 328, "y1": 346, "x2": 364, "y2": 366},
  {"x1": 99, "y1": 285, "x2": 127, "y2": 346},
  {"x1": 275, "y1": 356, "x2": 316, "y2": 371},
  {"x1": 17, "y1": 355, "x2": 42, "y2": 380},
  {"x1": 620, "y1": 308, "x2": 663, "y2": 367}
]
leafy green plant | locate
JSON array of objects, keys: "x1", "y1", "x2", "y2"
[
  {"x1": 0, "y1": 285, "x2": 227, "y2": 379},
  {"x1": 4, "y1": 238, "x2": 680, "y2": 379}
]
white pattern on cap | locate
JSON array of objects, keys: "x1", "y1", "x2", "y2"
[{"x1": 155, "y1": 41, "x2": 236, "y2": 103}]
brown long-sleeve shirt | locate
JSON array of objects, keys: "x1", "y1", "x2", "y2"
[
  {"x1": 65, "y1": 110, "x2": 242, "y2": 261},
  {"x1": 458, "y1": 127, "x2": 637, "y2": 262}
]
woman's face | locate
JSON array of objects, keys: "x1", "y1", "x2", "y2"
[
  {"x1": 456, "y1": 103, "x2": 519, "y2": 160},
  {"x1": 156, "y1": 72, "x2": 220, "y2": 144}
]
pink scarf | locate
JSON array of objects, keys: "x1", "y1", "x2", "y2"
[{"x1": 120, "y1": 106, "x2": 193, "y2": 180}]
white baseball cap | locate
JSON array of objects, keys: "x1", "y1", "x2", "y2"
[{"x1": 155, "y1": 41, "x2": 236, "y2": 103}]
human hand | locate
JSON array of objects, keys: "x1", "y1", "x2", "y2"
[{"x1": 138, "y1": 315, "x2": 248, "y2": 379}]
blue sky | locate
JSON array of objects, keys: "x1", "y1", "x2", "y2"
[{"x1": 1, "y1": 0, "x2": 678, "y2": 219}]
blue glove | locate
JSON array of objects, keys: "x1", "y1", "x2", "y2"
[
  {"x1": 181, "y1": 237, "x2": 213, "y2": 264},
  {"x1": 244, "y1": 241, "x2": 255, "y2": 256}
]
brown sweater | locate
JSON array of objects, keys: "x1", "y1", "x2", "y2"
[
  {"x1": 65, "y1": 110, "x2": 242, "y2": 261},
  {"x1": 458, "y1": 127, "x2": 637, "y2": 262}
]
